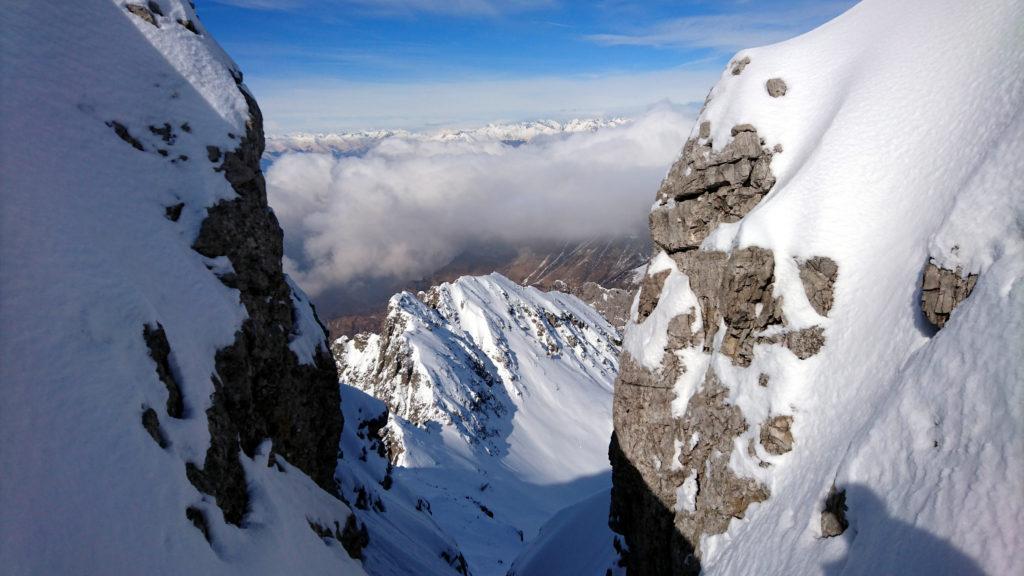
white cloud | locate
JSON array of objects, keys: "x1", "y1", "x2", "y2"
[{"x1": 266, "y1": 104, "x2": 694, "y2": 299}]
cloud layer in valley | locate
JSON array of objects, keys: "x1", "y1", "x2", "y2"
[{"x1": 266, "y1": 103, "x2": 694, "y2": 309}]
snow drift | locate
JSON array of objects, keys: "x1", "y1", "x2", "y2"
[{"x1": 605, "y1": 0, "x2": 1024, "y2": 574}]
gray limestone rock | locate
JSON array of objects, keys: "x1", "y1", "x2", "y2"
[
  {"x1": 612, "y1": 118, "x2": 837, "y2": 573},
  {"x1": 731, "y1": 56, "x2": 751, "y2": 75},
  {"x1": 186, "y1": 83, "x2": 342, "y2": 525},
  {"x1": 783, "y1": 326, "x2": 826, "y2": 359},
  {"x1": 760, "y1": 415, "x2": 794, "y2": 455},
  {"x1": 921, "y1": 260, "x2": 977, "y2": 329},
  {"x1": 820, "y1": 487, "x2": 849, "y2": 538},
  {"x1": 719, "y1": 246, "x2": 783, "y2": 366},
  {"x1": 637, "y1": 270, "x2": 670, "y2": 322},
  {"x1": 651, "y1": 123, "x2": 776, "y2": 253},
  {"x1": 125, "y1": 4, "x2": 159, "y2": 27},
  {"x1": 799, "y1": 256, "x2": 839, "y2": 316},
  {"x1": 766, "y1": 78, "x2": 788, "y2": 97},
  {"x1": 572, "y1": 281, "x2": 635, "y2": 331}
]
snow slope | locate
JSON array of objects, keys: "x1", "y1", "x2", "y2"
[
  {"x1": 608, "y1": 0, "x2": 1024, "y2": 574},
  {"x1": 0, "y1": 2, "x2": 364, "y2": 573},
  {"x1": 507, "y1": 488, "x2": 624, "y2": 576},
  {"x1": 335, "y1": 273, "x2": 620, "y2": 574}
]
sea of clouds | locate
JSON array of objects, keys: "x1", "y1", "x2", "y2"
[{"x1": 265, "y1": 102, "x2": 695, "y2": 310}]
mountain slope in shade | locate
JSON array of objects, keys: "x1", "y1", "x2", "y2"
[
  {"x1": 602, "y1": 0, "x2": 1024, "y2": 575},
  {"x1": 0, "y1": 1, "x2": 370, "y2": 573},
  {"x1": 334, "y1": 273, "x2": 620, "y2": 575}
]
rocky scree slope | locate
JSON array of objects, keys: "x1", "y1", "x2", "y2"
[
  {"x1": 334, "y1": 273, "x2": 621, "y2": 575},
  {"x1": 609, "y1": 0, "x2": 1024, "y2": 575},
  {"x1": 2, "y1": 1, "x2": 359, "y2": 573}
]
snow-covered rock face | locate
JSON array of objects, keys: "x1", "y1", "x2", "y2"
[
  {"x1": 1, "y1": 2, "x2": 360, "y2": 573},
  {"x1": 336, "y1": 273, "x2": 619, "y2": 472},
  {"x1": 610, "y1": 0, "x2": 1024, "y2": 575},
  {"x1": 334, "y1": 273, "x2": 621, "y2": 573}
]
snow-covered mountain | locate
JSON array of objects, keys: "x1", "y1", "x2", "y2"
[
  {"x1": 265, "y1": 118, "x2": 629, "y2": 157},
  {"x1": 0, "y1": 2, "x2": 465, "y2": 574},
  {"x1": 334, "y1": 273, "x2": 621, "y2": 575},
  {"x1": 595, "y1": 0, "x2": 1024, "y2": 575}
]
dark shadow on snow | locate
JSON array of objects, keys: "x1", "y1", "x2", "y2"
[{"x1": 822, "y1": 484, "x2": 985, "y2": 576}]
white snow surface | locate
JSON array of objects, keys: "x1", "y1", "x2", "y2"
[
  {"x1": 507, "y1": 488, "x2": 624, "y2": 576},
  {"x1": 621, "y1": 0, "x2": 1024, "y2": 574},
  {"x1": 1, "y1": 2, "x2": 364, "y2": 574},
  {"x1": 337, "y1": 273, "x2": 619, "y2": 574}
]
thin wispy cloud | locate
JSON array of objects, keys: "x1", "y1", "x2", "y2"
[
  {"x1": 586, "y1": 1, "x2": 857, "y2": 51},
  {"x1": 212, "y1": 0, "x2": 554, "y2": 17},
  {"x1": 253, "y1": 67, "x2": 718, "y2": 132}
]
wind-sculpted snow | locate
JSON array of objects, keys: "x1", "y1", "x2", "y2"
[
  {"x1": 608, "y1": 0, "x2": 1024, "y2": 574},
  {"x1": 335, "y1": 273, "x2": 620, "y2": 574}
]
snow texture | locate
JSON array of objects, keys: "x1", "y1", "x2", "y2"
[
  {"x1": 508, "y1": 488, "x2": 624, "y2": 576},
  {"x1": 630, "y1": 0, "x2": 1024, "y2": 574},
  {"x1": 0, "y1": 2, "x2": 364, "y2": 574},
  {"x1": 338, "y1": 273, "x2": 619, "y2": 574}
]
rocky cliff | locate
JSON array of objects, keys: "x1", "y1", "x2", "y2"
[
  {"x1": 1, "y1": 2, "x2": 360, "y2": 573},
  {"x1": 608, "y1": 0, "x2": 1024, "y2": 574}
]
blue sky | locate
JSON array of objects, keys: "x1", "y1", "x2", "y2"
[{"x1": 199, "y1": 0, "x2": 856, "y2": 132}]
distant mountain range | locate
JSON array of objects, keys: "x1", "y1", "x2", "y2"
[{"x1": 264, "y1": 118, "x2": 630, "y2": 157}]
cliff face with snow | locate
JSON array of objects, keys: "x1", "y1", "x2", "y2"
[
  {"x1": 1, "y1": 2, "x2": 357, "y2": 573},
  {"x1": 334, "y1": 273, "x2": 620, "y2": 574},
  {"x1": 609, "y1": 0, "x2": 1024, "y2": 574}
]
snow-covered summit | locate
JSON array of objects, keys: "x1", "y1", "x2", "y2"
[
  {"x1": 334, "y1": 273, "x2": 620, "y2": 574},
  {"x1": 608, "y1": 0, "x2": 1024, "y2": 575},
  {"x1": 265, "y1": 117, "x2": 629, "y2": 156},
  {"x1": 336, "y1": 272, "x2": 619, "y2": 479}
]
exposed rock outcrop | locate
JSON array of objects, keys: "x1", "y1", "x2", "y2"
[
  {"x1": 611, "y1": 119, "x2": 839, "y2": 573},
  {"x1": 186, "y1": 79, "x2": 342, "y2": 524},
  {"x1": 820, "y1": 486, "x2": 849, "y2": 538},
  {"x1": 731, "y1": 56, "x2": 751, "y2": 75},
  {"x1": 921, "y1": 260, "x2": 977, "y2": 329},
  {"x1": 650, "y1": 124, "x2": 775, "y2": 253},
  {"x1": 799, "y1": 256, "x2": 839, "y2": 316},
  {"x1": 571, "y1": 281, "x2": 634, "y2": 332},
  {"x1": 766, "y1": 78, "x2": 788, "y2": 97}
]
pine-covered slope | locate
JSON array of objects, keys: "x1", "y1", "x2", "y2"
[
  {"x1": 334, "y1": 273, "x2": 620, "y2": 574},
  {"x1": 0, "y1": 1, "x2": 356, "y2": 573},
  {"x1": 608, "y1": 0, "x2": 1024, "y2": 574}
]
